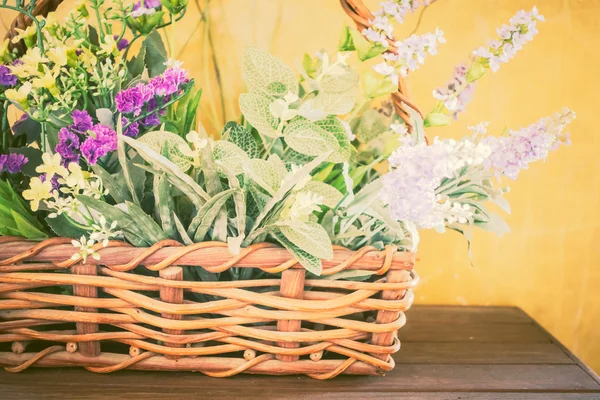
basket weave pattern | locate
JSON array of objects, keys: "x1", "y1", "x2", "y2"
[{"x1": 0, "y1": 238, "x2": 416, "y2": 378}]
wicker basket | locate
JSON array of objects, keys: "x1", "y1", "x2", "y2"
[
  {"x1": 0, "y1": 238, "x2": 417, "y2": 378},
  {"x1": 0, "y1": 0, "x2": 422, "y2": 378}
]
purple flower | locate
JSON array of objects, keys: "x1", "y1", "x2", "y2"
[
  {"x1": 144, "y1": 0, "x2": 161, "y2": 8},
  {"x1": 81, "y1": 124, "x2": 118, "y2": 165},
  {"x1": 5, "y1": 153, "x2": 28, "y2": 173},
  {"x1": 122, "y1": 117, "x2": 140, "y2": 137},
  {"x1": 113, "y1": 35, "x2": 129, "y2": 51},
  {"x1": 70, "y1": 110, "x2": 93, "y2": 133},
  {"x1": 40, "y1": 173, "x2": 60, "y2": 191},
  {"x1": 0, "y1": 65, "x2": 17, "y2": 87},
  {"x1": 0, "y1": 155, "x2": 7, "y2": 171},
  {"x1": 483, "y1": 108, "x2": 575, "y2": 180},
  {"x1": 116, "y1": 86, "x2": 145, "y2": 116},
  {"x1": 56, "y1": 127, "x2": 81, "y2": 165},
  {"x1": 433, "y1": 64, "x2": 475, "y2": 120},
  {"x1": 149, "y1": 67, "x2": 189, "y2": 97},
  {"x1": 142, "y1": 113, "x2": 160, "y2": 127}
]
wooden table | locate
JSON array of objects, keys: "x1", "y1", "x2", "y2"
[{"x1": 1, "y1": 306, "x2": 599, "y2": 399}]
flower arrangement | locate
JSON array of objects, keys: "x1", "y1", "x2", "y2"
[{"x1": 0, "y1": 0, "x2": 574, "y2": 280}]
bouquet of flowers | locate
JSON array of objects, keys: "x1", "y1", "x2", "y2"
[{"x1": 0, "y1": 0, "x2": 574, "y2": 281}]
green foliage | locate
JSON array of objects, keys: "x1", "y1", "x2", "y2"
[{"x1": 0, "y1": 180, "x2": 47, "y2": 239}]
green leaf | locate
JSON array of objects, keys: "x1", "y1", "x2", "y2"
[
  {"x1": 12, "y1": 210, "x2": 47, "y2": 239},
  {"x1": 45, "y1": 214, "x2": 88, "y2": 239},
  {"x1": 188, "y1": 189, "x2": 236, "y2": 242},
  {"x1": 407, "y1": 106, "x2": 427, "y2": 144},
  {"x1": 273, "y1": 230, "x2": 322, "y2": 276},
  {"x1": 351, "y1": 109, "x2": 388, "y2": 144},
  {"x1": 143, "y1": 30, "x2": 168, "y2": 77},
  {"x1": 213, "y1": 140, "x2": 251, "y2": 176},
  {"x1": 284, "y1": 117, "x2": 339, "y2": 157},
  {"x1": 424, "y1": 112, "x2": 451, "y2": 127},
  {"x1": 242, "y1": 47, "x2": 299, "y2": 97},
  {"x1": 301, "y1": 181, "x2": 343, "y2": 208},
  {"x1": 349, "y1": 29, "x2": 386, "y2": 61},
  {"x1": 338, "y1": 25, "x2": 355, "y2": 52},
  {"x1": 466, "y1": 62, "x2": 487, "y2": 83},
  {"x1": 125, "y1": 201, "x2": 168, "y2": 242},
  {"x1": 126, "y1": 45, "x2": 147, "y2": 80},
  {"x1": 173, "y1": 212, "x2": 194, "y2": 245},
  {"x1": 314, "y1": 117, "x2": 351, "y2": 163},
  {"x1": 91, "y1": 164, "x2": 131, "y2": 203},
  {"x1": 77, "y1": 195, "x2": 151, "y2": 247},
  {"x1": 239, "y1": 93, "x2": 281, "y2": 139},
  {"x1": 244, "y1": 158, "x2": 281, "y2": 195},
  {"x1": 175, "y1": 87, "x2": 202, "y2": 135},
  {"x1": 279, "y1": 221, "x2": 333, "y2": 260},
  {"x1": 123, "y1": 136, "x2": 210, "y2": 205},
  {"x1": 222, "y1": 121, "x2": 259, "y2": 158},
  {"x1": 364, "y1": 70, "x2": 397, "y2": 98},
  {"x1": 137, "y1": 128, "x2": 193, "y2": 172},
  {"x1": 117, "y1": 119, "x2": 141, "y2": 205},
  {"x1": 154, "y1": 173, "x2": 176, "y2": 239},
  {"x1": 251, "y1": 151, "x2": 331, "y2": 233}
]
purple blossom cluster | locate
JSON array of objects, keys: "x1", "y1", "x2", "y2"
[
  {"x1": 433, "y1": 64, "x2": 475, "y2": 119},
  {"x1": 55, "y1": 110, "x2": 118, "y2": 166},
  {"x1": 131, "y1": 0, "x2": 161, "y2": 17},
  {"x1": 380, "y1": 138, "x2": 456, "y2": 229},
  {"x1": 81, "y1": 124, "x2": 118, "y2": 165},
  {"x1": 483, "y1": 108, "x2": 575, "y2": 180},
  {"x1": 473, "y1": 7, "x2": 544, "y2": 72},
  {"x1": 115, "y1": 66, "x2": 189, "y2": 137},
  {"x1": 0, "y1": 153, "x2": 28, "y2": 174},
  {"x1": 0, "y1": 65, "x2": 17, "y2": 87}
]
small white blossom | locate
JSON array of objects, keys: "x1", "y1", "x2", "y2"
[{"x1": 71, "y1": 236, "x2": 100, "y2": 263}]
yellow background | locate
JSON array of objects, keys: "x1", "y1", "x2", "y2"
[{"x1": 1, "y1": 0, "x2": 598, "y2": 372}]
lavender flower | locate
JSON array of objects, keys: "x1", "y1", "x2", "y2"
[
  {"x1": 0, "y1": 65, "x2": 17, "y2": 87},
  {"x1": 116, "y1": 84, "x2": 146, "y2": 116},
  {"x1": 116, "y1": 66, "x2": 188, "y2": 134},
  {"x1": 473, "y1": 7, "x2": 544, "y2": 72},
  {"x1": 149, "y1": 67, "x2": 189, "y2": 97},
  {"x1": 121, "y1": 117, "x2": 139, "y2": 137},
  {"x1": 40, "y1": 173, "x2": 60, "y2": 191},
  {"x1": 81, "y1": 124, "x2": 118, "y2": 165},
  {"x1": 373, "y1": 29, "x2": 445, "y2": 82},
  {"x1": 484, "y1": 108, "x2": 575, "y2": 180},
  {"x1": 131, "y1": 0, "x2": 160, "y2": 17},
  {"x1": 56, "y1": 127, "x2": 81, "y2": 166},
  {"x1": 113, "y1": 35, "x2": 129, "y2": 51},
  {"x1": 1, "y1": 153, "x2": 28, "y2": 173},
  {"x1": 70, "y1": 110, "x2": 93, "y2": 133},
  {"x1": 433, "y1": 64, "x2": 476, "y2": 119}
]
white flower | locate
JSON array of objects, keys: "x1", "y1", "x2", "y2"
[
  {"x1": 468, "y1": 122, "x2": 490, "y2": 136},
  {"x1": 71, "y1": 236, "x2": 100, "y2": 263},
  {"x1": 390, "y1": 123, "x2": 408, "y2": 135},
  {"x1": 90, "y1": 216, "x2": 121, "y2": 247},
  {"x1": 280, "y1": 191, "x2": 324, "y2": 223},
  {"x1": 165, "y1": 58, "x2": 184, "y2": 69}
]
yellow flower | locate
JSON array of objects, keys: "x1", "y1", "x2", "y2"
[
  {"x1": 60, "y1": 162, "x2": 89, "y2": 189},
  {"x1": 5, "y1": 82, "x2": 32, "y2": 110},
  {"x1": 99, "y1": 35, "x2": 118, "y2": 57},
  {"x1": 32, "y1": 67, "x2": 59, "y2": 96},
  {"x1": 47, "y1": 45, "x2": 68, "y2": 67},
  {"x1": 11, "y1": 25, "x2": 37, "y2": 47},
  {"x1": 22, "y1": 177, "x2": 54, "y2": 212},
  {"x1": 36, "y1": 153, "x2": 68, "y2": 180},
  {"x1": 21, "y1": 47, "x2": 48, "y2": 67},
  {"x1": 0, "y1": 39, "x2": 10, "y2": 63},
  {"x1": 79, "y1": 47, "x2": 97, "y2": 69}
]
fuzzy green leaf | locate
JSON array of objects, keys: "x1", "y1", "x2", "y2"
[
  {"x1": 273, "y1": 230, "x2": 322, "y2": 276},
  {"x1": 239, "y1": 93, "x2": 281, "y2": 139},
  {"x1": 279, "y1": 221, "x2": 333, "y2": 260},
  {"x1": 284, "y1": 117, "x2": 339, "y2": 157},
  {"x1": 242, "y1": 47, "x2": 298, "y2": 97}
]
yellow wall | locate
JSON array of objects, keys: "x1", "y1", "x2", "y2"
[{"x1": 1, "y1": 0, "x2": 598, "y2": 372}]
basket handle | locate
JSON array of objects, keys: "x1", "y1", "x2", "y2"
[
  {"x1": 340, "y1": 0, "x2": 424, "y2": 133},
  {"x1": 4, "y1": 0, "x2": 64, "y2": 57}
]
